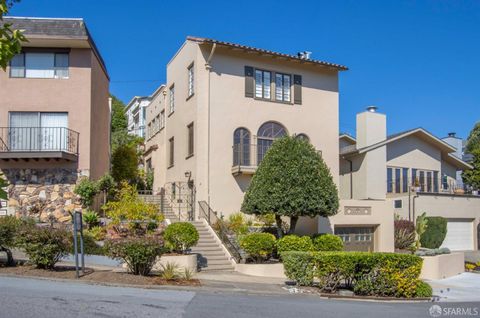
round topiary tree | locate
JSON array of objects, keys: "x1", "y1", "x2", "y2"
[
  {"x1": 241, "y1": 136, "x2": 339, "y2": 237},
  {"x1": 164, "y1": 222, "x2": 199, "y2": 254}
]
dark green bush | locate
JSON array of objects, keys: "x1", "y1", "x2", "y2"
[
  {"x1": 415, "y1": 281, "x2": 433, "y2": 298},
  {"x1": 17, "y1": 226, "x2": 71, "y2": 269},
  {"x1": 282, "y1": 251, "x2": 424, "y2": 298},
  {"x1": 313, "y1": 234, "x2": 343, "y2": 251},
  {"x1": 105, "y1": 237, "x2": 164, "y2": 275},
  {"x1": 164, "y1": 222, "x2": 199, "y2": 254},
  {"x1": 239, "y1": 233, "x2": 276, "y2": 263},
  {"x1": 420, "y1": 217, "x2": 447, "y2": 248},
  {"x1": 276, "y1": 235, "x2": 313, "y2": 255}
]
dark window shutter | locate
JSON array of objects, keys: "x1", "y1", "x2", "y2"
[
  {"x1": 245, "y1": 66, "x2": 254, "y2": 97},
  {"x1": 293, "y1": 74, "x2": 302, "y2": 105}
]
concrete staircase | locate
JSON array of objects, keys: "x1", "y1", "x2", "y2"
[{"x1": 190, "y1": 220, "x2": 234, "y2": 271}]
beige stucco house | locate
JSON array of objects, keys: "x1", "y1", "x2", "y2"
[
  {"x1": 340, "y1": 107, "x2": 479, "y2": 251},
  {"x1": 142, "y1": 36, "x2": 350, "y2": 234},
  {"x1": 0, "y1": 17, "x2": 110, "y2": 220}
]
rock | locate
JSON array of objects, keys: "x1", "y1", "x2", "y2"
[
  {"x1": 53, "y1": 185, "x2": 60, "y2": 192},
  {"x1": 39, "y1": 190, "x2": 47, "y2": 200},
  {"x1": 8, "y1": 198, "x2": 19, "y2": 207},
  {"x1": 26, "y1": 186, "x2": 36, "y2": 194},
  {"x1": 63, "y1": 192, "x2": 73, "y2": 199},
  {"x1": 50, "y1": 192, "x2": 59, "y2": 201}
]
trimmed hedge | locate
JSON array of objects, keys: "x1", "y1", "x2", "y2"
[
  {"x1": 164, "y1": 222, "x2": 199, "y2": 254},
  {"x1": 282, "y1": 251, "x2": 426, "y2": 298},
  {"x1": 313, "y1": 234, "x2": 343, "y2": 251},
  {"x1": 239, "y1": 233, "x2": 276, "y2": 263},
  {"x1": 276, "y1": 235, "x2": 313, "y2": 254},
  {"x1": 420, "y1": 217, "x2": 447, "y2": 249}
]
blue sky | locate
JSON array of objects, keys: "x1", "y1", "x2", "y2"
[{"x1": 8, "y1": 0, "x2": 480, "y2": 138}]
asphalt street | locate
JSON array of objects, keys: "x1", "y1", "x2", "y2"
[{"x1": 1, "y1": 276, "x2": 479, "y2": 318}]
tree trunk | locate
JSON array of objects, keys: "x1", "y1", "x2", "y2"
[
  {"x1": 289, "y1": 216, "x2": 299, "y2": 235},
  {"x1": 275, "y1": 215, "x2": 283, "y2": 238},
  {"x1": 0, "y1": 246, "x2": 15, "y2": 267}
]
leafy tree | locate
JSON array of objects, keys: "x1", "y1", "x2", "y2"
[
  {"x1": 0, "y1": 174, "x2": 7, "y2": 200},
  {"x1": 0, "y1": 215, "x2": 20, "y2": 266},
  {"x1": 110, "y1": 94, "x2": 143, "y2": 152},
  {"x1": 97, "y1": 173, "x2": 116, "y2": 204},
  {"x1": 465, "y1": 122, "x2": 480, "y2": 153},
  {"x1": 74, "y1": 177, "x2": 99, "y2": 208},
  {"x1": 462, "y1": 149, "x2": 480, "y2": 190},
  {"x1": 0, "y1": 0, "x2": 26, "y2": 70},
  {"x1": 111, "y1": 144, "x2": 139, "y2": 183},
  {"x1": 111, "y1": 95, "x2": 128, "y2": 133},
  {"x1": 241, "y1": 136, "x2": 339, "y2": 237}
]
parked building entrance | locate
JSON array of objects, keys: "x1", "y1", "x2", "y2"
[{"x1": 334, "y1": 226, "x2": 375, "y2": 252}]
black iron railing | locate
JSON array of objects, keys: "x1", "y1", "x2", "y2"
[
  {"x1": 198, "y1": 201, "x2": 243, "y2": 263},
  {"x1": 0, "y1": 127, "x2": 79, "y2": 155}
]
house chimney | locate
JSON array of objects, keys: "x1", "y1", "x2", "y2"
[
  {"x1": 448, "y1": 132, "x2": 456, "y2": 138},
  {"x1": 297, "y1": 51, "x2": 312, "y2": 60},
  {"x1": 356, "y1": 106, "x2": 387, "y2": 148}
]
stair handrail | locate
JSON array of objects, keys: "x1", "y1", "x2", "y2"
[{"x1": 198, "y1": 201, "x2": 242, "y2": 263}]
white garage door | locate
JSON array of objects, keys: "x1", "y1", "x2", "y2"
[{"x1": 440, "y1": 220, "x2": 474, "y2": 251}]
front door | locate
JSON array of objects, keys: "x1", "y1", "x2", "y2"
[{"x1": 334, "y1": 226, "x2": 375, "y2": 252}]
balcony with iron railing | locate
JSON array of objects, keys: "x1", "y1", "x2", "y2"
[
  {"x1": 232, "y1": 143, "x2": 322, "y2": 175},
  {"x1": 0, "y1": 127, "x2": 79, "y2": 161}
]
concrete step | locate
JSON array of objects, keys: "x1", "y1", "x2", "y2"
[
  {"x1": 202, "y1": 259, "x2": 232, "y2": 266},
  {"x1": 196, "y1": 243, "x2": 221, "y2": 247},
  {"x1": 200, "y1": 264, "x2": 234, "y2": 271}
]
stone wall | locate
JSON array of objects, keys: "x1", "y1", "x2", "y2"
[{"x1": 2, "y1": 168, "x2": 86, "y2": 222}]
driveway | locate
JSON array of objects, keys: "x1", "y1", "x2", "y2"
[{"x1": 429, "y1": 272, "x2": 480, "y2": 302}]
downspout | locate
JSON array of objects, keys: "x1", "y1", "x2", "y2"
[{"x1": 205, "y1": 43, "x2": 217, "y2": 210}]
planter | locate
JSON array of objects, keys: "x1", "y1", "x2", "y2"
[
  {"x1": 235, "y1": 263, "x2": 286, "y2": 278},
  {"x1": 153, "y1": 253, "x2": 198, "y2": 273},
  {"x1": 420, "y1": 252, "x2": 464, "y2": 280}
]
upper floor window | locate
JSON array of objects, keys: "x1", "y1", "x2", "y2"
[
  {"x1": 160, "y1": 110, "x2": 165, "y2": 129},
  {"x1": 187, "y1": 64, "x2": 194, "y2": 97},
  {"x1": 255, "y1": 69, "x2": 271, "y2": 99},
  {"x1": 169, "y1": 85, "x2": 175, "y2": 114},
  {"x1": 275, "y1": 73, "x2": 291, "y2": 102},
  {"x1": 187, "y1": 122, "x2": 194, "y2": 157},
  {"x1": 168, "y1": 137, "x2": 174, "y2": 167},
  {"x1": 10, "y1": 52, "x2": 69, "y2": 79}
]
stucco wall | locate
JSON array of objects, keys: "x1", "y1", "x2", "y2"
[
  {"x1": 320, "y1": 199, "x2": 395, "y2": 252},
  {"x1": 88, "y1": 51, "x2": 110, "y2": 180}
]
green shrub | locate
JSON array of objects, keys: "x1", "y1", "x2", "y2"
[
  {"x1": 227, "y1": 212, "x2": 249, "y2": 235},
  {"x1": 159, "y1": 262, "x2": 180, "y2": 280},
  {"x1": 71, "y1": 231, "x2": 104, "y2": 255},
  {"x1": 239, "y1": 233, "x2": 276, "y2": 263},
  {"x1": 164, "y1": 222, "x2": 199, "y2": 254},
  {"x1": 420, "y1": 217, "x2": 447, "y2": 249},
  {"x1": 17, "y1": 226, "x2": 71, "y2": 269},
  {"x1": 313, "y1": 234, "x2": 343, "y2": 251},
  {"x1": 281, "y1": 251, "x2": 315, "y2": 286},
  {"x1": 282, "y1": 251, "x2": 424, "y2": 298},
  {"x1": 83, "y1": 210, "x2": 100, "y2": 229},
  {"x1": 0, "y1": 216, "x2": 21, "y2": 266},
  {"x1": 105, "y1": 237, "x2": 164, "y2": 275},
  {"x1": 84, "y1": 226, "x2": 106, "y2": 241},
  {"x1": 74, "y1": 177, "x2": 99, "y2": 208},
  {"x1": 415, "y1": 281, "x2": 433, "y2": 298},
  {"x1": 276, "y1": 235, "x2": 313, "y2": 254}
]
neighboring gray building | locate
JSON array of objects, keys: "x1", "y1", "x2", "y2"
[
  {"x1": 441, "y1": 132, "x2": 468, "y2": 189},
  {"x1": 125, "y1": 96, "x2": 151, "y2": 138}
]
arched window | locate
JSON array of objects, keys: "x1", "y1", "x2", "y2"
[
  {"x1": 295, "y1": 133, "x2": 310, "y2": 142},
  {"x1": 233, "y1": 127, "x2": 250, "y2": 166},
  {"x1": 257, "y1": 122, "x2": 287, "y2": 164}
]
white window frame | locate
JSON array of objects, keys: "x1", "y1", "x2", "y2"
[
  {"x1": 169, "y1": 85, "x2": 175, "y2": 114},
  {"x1": 187, "y1": 63, "x2": 194, "y2": 97},
  {"x1": 255, "y1": 69, "x2": 271, "y2": 99},
  {"x1": 275, "y1": 73, "x2": 291, "y2": 102}
]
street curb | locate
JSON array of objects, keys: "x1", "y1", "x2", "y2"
[{"x1": 0, "y1": 272, "x2": 292, "y2": 297}]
